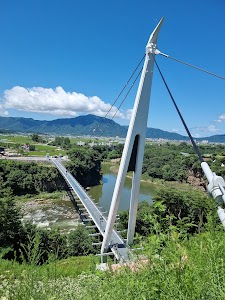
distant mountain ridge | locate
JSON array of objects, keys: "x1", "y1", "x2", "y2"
[{"x1": 0, "y1": 114, "x2": 224, "y2": 142}]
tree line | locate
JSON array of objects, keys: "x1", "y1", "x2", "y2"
[
  {"x1": 0, "y1": 148, "x2": 102, "y2": 264},
  {"x1": 142, "y1": 142, "x2": 225, "y2": 184},
  {"x1": 1, "y1": 140, "x2": 224, "y2": 266},
  {"x1": 118, "y1": 187, "x2": 217, "y2": 240},
  {"x1": 0, "y1": 160, "x2": 65, "y2": 196},
  {"x1": 0, "y1": 193, "x2": 95, "y2": 264},
  {"x1": 0, "y1": 145, "x2": 102, "y2": 196}
]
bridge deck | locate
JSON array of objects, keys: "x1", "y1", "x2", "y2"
[{"x1": 51, "y1": 158, "x2": 129, "y2": 262}]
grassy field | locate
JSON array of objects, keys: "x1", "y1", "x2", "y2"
[
  {"x1": 28, "y1": 149, "x2": 66, "y2": 157},
  {"x1": 0, "y1": 134, "x2": 67, "y2": 157},
  {"x1": 0, "y1": 134, "x2": 34, "y2": 144}
]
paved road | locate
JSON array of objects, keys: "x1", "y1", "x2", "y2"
[
  {"x1": 51, "y1": 158, "x2": 129, "y2": 262},
  {"x1": 0, "y1": 155, "x2": 49, "y2": 162}
]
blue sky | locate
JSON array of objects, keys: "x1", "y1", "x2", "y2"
[{"x1": 0, "y1": 0, "x2": 224, "y2": 137}]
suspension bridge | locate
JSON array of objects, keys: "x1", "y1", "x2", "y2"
[
  {"x1": 51, "y1": 17, "x2": 225, "y2": 264},
  {"x1": 51, "y1": 157, "x2": 130, "y2": 262}
]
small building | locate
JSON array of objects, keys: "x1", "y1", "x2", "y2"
[{"x1": 22, "y1": 144, "x2": 30, "y2": 151}]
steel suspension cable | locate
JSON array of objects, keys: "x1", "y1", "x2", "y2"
[
  {"x1": 159, "y1": 51, "x2": 225, "y2": 81},
  {"x1": 99, "y1": 67, "x2": 143, "y2": 137},
  {"x1": 152, "y1": 54, "x2": 204, "y2": 163},
  {"x1": 88, "y1": 54, "x2": 145, "y2": 136}
]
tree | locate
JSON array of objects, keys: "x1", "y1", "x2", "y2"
[
  {"x1": 0, "y1": 196, "x2": 24, "y2": 258},
  {"x1": 67, "y1": 225, "x2": 95, "y2": 256},
  {"x1": 29, "y1": 144, "x2": 36, "y2": 151},
  {"x1": 31, "y1": 133, "x2": 40, "y2": 142},
  {"x1": 67, "y1": 147, "x2": 102, "y2": 187},
  {"x1": 51, "y1": 136, "x2": 71, "y2": 149},
  {"x1": 0, "y1": 160, "x2": 66, "y2": 195},
  {"x1": 153, "y1": 188, "x2": 215, "y2": 234},
  {"x1": 20, "y1": 225, "x2": 68, "y2": 264},
  {"x1": 119, "y1": 187, "x2": 216, "y2": 239},
  {"x1": 6, "y1": 169, "x2": 34, "y2": 195}
]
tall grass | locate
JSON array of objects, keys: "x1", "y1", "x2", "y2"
[
  {"x1": 0, "y1": 229, "x2": 225, "y2": 299},
  {"x1": 0, "y1": 255, "x2": 97, "y2": 299}
]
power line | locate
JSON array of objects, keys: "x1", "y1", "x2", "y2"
[{"x1": 152, "y1": 54, "x2": 204, "y2": 163}]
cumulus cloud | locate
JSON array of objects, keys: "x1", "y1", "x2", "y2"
[
  {"x1": 0, "y1": 104, "x2": 8, "y2": 116},
  {"x1": 190, "y1": 125, "x2": 219, "y2": 137},
  {"x1": 191, "y1": 125, "x2": 219, "y2": 132},
  {"x1": 207, "y1": 125, "x2": 219, "y2": 132},
  {"x1": 196, "y1": 125, "x2": 219, "y2": 133},
  {"x1": 124, "y1": 109, "x2": 133, "y2": 120},
  {"x1": 193, "y1": 133, "x2": 201, "y2": 138},
  {"x1": 170, "y1": 129, "x2": 179, "y2": 133},
  {"x1": 2, "y1": 86, "x2": 131, "y2": 120},
  {"x1": 216, "y1": 114, "x2": 225, "y2": 123}
]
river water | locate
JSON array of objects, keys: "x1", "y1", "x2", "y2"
[
  {"x1": 21, "y1": 197, "x2": 80, "y2": 232},
  {"x1": 88, "y1": 164, "x2": 156, "y2": 212},
  {"x1": 21, "y1": 164, "x2": 156, "y2": 231}
]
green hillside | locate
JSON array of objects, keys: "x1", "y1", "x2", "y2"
[{"x1": 0, "y1": 114, "x2": 188, "y2": 140}]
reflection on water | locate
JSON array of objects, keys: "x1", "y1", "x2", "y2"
[{"x1": 88, "y1": 164, "x2": 156, "y2": 212}]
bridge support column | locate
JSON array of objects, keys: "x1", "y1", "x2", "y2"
[{"x1": 101, "y1": 18, "x2": 164, "y2": 258}]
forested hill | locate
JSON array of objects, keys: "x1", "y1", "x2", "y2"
[
  {"x1": 0, "y1": 114, "x2": 225, "y2": 142},
  {"x1": 0, "y1": 114, "x2": 186, "y2": 139}
]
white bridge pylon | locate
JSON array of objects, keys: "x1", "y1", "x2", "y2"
[{"x1": 101, "y1": 17, "x2": 164, "y2": 258}]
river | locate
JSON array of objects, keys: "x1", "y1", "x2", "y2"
[
  {"x1": 21, "y1": 164, "x2": 156, "y2": 230},
  {"x1": 88, "y1": 164, "x2": 156, "y2": 212}
]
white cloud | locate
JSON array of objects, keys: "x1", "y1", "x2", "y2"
[
  {"x1": 2, "y1": 86, "x2": 131, "y2": 120},
  {"x1": 190, "y1": 125, "x2": 220, "y2": 137},
  {"x1": 124, "y1": 109, "x2": 133, "y2": 119},
  {"x1": 191, "y1": 125, "x2": 219, "y2": 133},
  {"x1": 193, "y1": 133, "x2": 201, "y2": 138},
  {"x1": 170, "y1": 128, "x2": 179, "y2": 133},
  {"x1": 216, "y1": 114, "x2": 225, "y2": 123},
  {"x1": 0, "y1": 104, "x2": 8, "y2": 116},
  {"x1": 207, "y1": 125, "x2": 219, "y2": 133}
]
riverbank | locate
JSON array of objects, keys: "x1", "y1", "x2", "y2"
[
  {"x1": 106, "y1": 161, "x2": 205, "y2": 194},
  {"x1": 15, "y1": 160, "x2": 205, "y2": 232}
]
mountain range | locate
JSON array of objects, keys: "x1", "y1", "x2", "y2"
[{"x1": 0, "y1": 114, "x2": 225, "y2": 143}]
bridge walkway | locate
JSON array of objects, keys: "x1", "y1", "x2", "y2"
[{"x1": 51, "y1": 158, "x2": 130, "y2": 262}]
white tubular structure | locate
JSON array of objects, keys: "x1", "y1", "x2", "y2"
[
  {"x1": 218, "y1": 207, "x2": 225, "y2": 230},
  {"x1": 201, "y1": 161, "x2": 225, "y2": 228},
  {"x1": 101, "y1": 17, "x2": 164, "y2": 259},
  {"x1": 201, "y1": 162, "x2": 225, "y2": 204}
]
